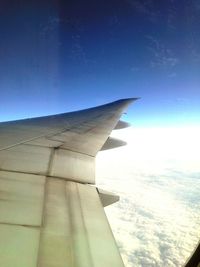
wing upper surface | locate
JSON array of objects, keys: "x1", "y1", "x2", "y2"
[
  {"x1": 0, "y1": 99, "x2": 137, "y2": 267},
  {"x1": 0, "y1": 99, "x2": 137, "y2": 183},
  {"x1": 0, "y1": 98, "x2": 136, "y2": 155}
]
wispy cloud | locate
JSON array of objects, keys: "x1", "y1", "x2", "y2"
[
  {"x1": 167, "y1": 5, "x2": 178, "y2": 30},
  {"x1": 191, "y1": 48, "x2": 200, "y2": 62},
  {"x1": 168, "y1": 72, "x2": 177, "y2": 78},
  {"x1": 130, "y1": 66, "x2": 140, "y2": 72},
  {"x1": 125, "y1": 0, "x2": 160, "y2": 22},
  {"x1": 40, "y1": 16, "x2": 60, "y2": 36},
  {"x1": 146, "y1": 35, "x2": 179, "y2": 68}
]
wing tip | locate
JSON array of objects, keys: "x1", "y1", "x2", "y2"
[
  {"x1": 117, "y1": 97, "x2": 141, "y2": 103},
  {"x1": 110, "y1": 97, "x2": 140, "y2": 110}
]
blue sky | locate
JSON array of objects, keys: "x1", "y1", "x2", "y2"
[{"x1": 0, "y1": 0, "x2": 200, "y2": 127}]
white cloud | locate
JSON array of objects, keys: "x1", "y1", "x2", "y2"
[
  {"x1": 96, "y1": 127, "x2": 200, "y2": 267},
  {"x1": 110, "y1": 127, "x2": 200, "y2": 161}
]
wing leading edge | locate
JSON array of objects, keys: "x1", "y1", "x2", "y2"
[{"x1": 0, "y1": 99, "x2": 137, "y2": 267}]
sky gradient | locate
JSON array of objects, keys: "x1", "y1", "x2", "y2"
[{"x1": 0, "y1": 0, "x2": 200, "y2": 127}]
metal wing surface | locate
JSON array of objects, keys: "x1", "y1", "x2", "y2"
[{"x1": 0, "y1": 99, "x2": 136, "y2": 267}]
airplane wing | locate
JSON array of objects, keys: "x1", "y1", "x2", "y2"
[{"x1": 0, "y1": 98, "x2": 137, "y2": 267}]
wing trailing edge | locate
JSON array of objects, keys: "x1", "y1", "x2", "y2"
[
  {"x1": 114, "y1": 120, "x2": 131, "y2": 129},
  {"x1": 100, "y1": 137, "x2": 127, "y2": 151}
]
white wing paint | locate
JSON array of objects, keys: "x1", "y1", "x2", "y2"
[{"x1": 0, "y1": 98, "x2": 138, "y2": 267}]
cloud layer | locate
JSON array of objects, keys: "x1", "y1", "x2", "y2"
[{"x1": 96, "y1": 128, "x2": 200, "y2": 267}]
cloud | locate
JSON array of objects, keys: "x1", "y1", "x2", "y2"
[
  {"x1": 166, "y1": 5, "x2": 177, "y2": 31},
  {"x1": 146, "y1": 35, "x2": 179, "y2": 68},
  {"x1": 168, "y1": 72, "x2": 177, "y2": 78},
  {"x1": 40, "y1": 16, "x2": 60, "y2": 36},
  {"x1": 125, "y1": 0, "x2": 160, "y2": 23},
  {"x1": 191, "y1": 48, "x2": 200, "y2": 62},
  {"x1": 96, "y1": 128, "x2": 200, "y2": 267},
  {"x1": 130, "y1": 67, "x2": 140, "y2": 72}
]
